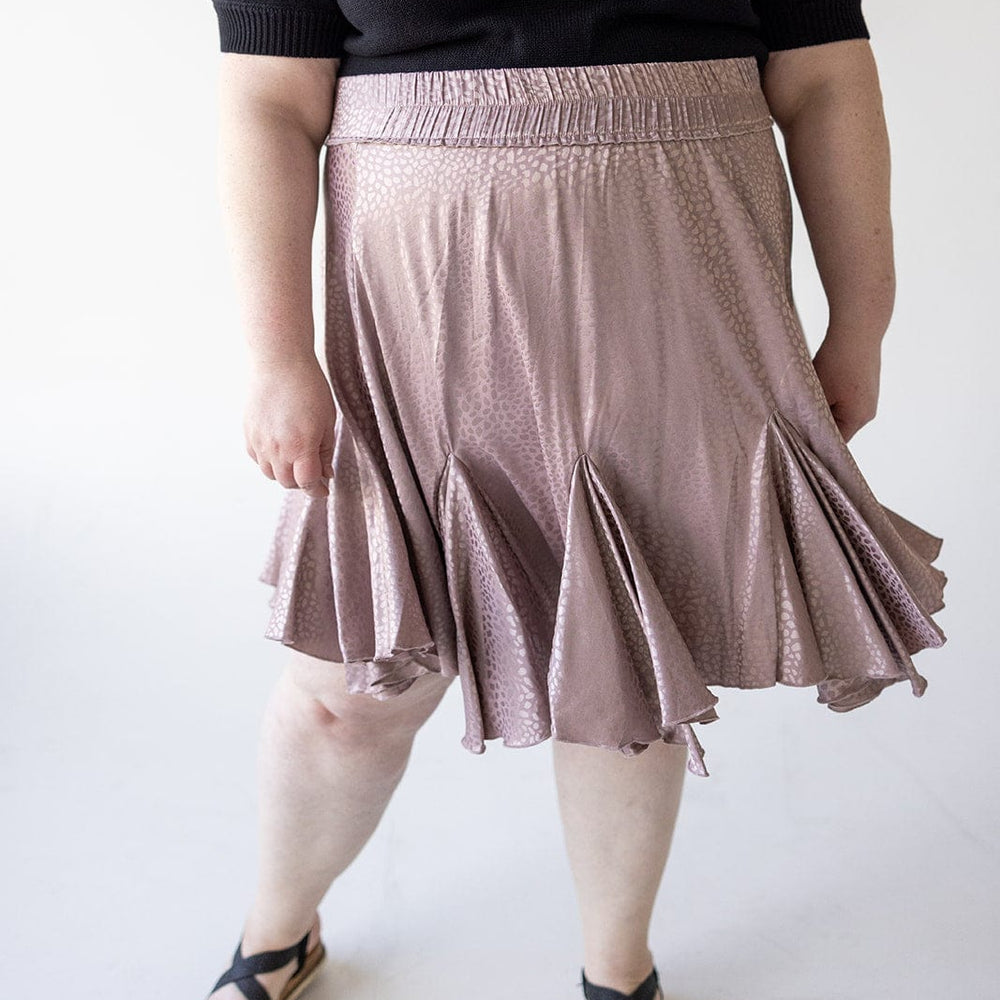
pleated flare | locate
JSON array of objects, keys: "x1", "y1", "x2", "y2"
[{"x1": 259, "y1": 406, "x2": 946, "y2": 777}]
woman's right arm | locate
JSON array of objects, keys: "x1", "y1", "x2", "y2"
[{"x1": 217, "y1": 53, "x2": 339, "y2": 498}]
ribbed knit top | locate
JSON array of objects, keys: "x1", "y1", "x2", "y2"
[{"x1": 210, "y1": 1, "x2": 870, "y2": 76}]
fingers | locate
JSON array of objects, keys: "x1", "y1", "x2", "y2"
[
  {"x1": 835, "y1": 420, "x2": 856, "y2": 444},
  {"x1": 292, "y1": 452, "x2": 330, "y2": 499},
  {"x1": 828, "y1": 399, "x2": 876, "y2": 444},
  {"x1": 243, "y1": 432, "x2": 334, "y2": 497},
  {"x1": 242, "y1": 359, "x2": 338, "y2": 498},
  {"x1": 318, "y1": 439, "x2": 334, "y2": 480}
]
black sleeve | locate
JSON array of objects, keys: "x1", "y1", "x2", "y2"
[
  {"x1": 211, "y1": 0, "x2": 349, "y2": 58},
  {"x1": 751, "y1": 0, "x2": 870, "y2": 52}
]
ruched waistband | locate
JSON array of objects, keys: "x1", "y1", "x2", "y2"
[{"x1": 325, "y1": 57, "x2": 774, "y2": 147}]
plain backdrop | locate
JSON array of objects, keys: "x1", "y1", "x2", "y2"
[{"x1": 1, "y1": 3, "x2": 997, "y2": 998}]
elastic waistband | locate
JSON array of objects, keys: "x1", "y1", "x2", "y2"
[{"x1": 325, "y1": 58, "x2": 773, "y2": 147}]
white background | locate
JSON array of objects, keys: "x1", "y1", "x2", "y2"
[{"x1": 1, "y1": 2, "x2": 996, "y2": 998}]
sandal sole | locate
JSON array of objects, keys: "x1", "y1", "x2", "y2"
[{"x1": 279, "y1": 940, "x2": 326, "y2": 1000}]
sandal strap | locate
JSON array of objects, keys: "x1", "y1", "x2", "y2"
[
  {"x1": 580, "y1": 965, "x2": 661, "y2": 1000},
  {"x1": 226, "y1": 974, "x2": 272, "y2": 1000},
  {"x1": 211, "y1": 928, "x2": 311, "y2": 998}
]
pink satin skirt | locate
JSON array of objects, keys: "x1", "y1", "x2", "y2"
[{"x1": 258, "y1": 57, "x2": 948, "y2": 777}]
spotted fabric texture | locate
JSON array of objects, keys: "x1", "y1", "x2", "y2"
[{"x1": 258, "y1": 58, "x2": 948, "y2": 777}]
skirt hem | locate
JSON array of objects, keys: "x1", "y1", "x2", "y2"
[{"x1": 257, "y1": 405, "x2": 947, "y2": 780}]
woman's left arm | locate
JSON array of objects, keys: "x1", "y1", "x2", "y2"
[{"x1": 761, "y1": 38, "x2": 893, "y2": 442}]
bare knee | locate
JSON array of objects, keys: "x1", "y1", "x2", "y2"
[{"x1": 277, "y1": 649, "x2": 453, "y2": 748}]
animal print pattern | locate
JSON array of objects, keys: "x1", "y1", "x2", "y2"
[{"x1": 257, "y1": 57, "x2": 948, "y2": 776}]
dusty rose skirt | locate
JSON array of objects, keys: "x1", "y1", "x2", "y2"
[{"x1": 258, "y1": 57, "x2": 948, "y2": 777}]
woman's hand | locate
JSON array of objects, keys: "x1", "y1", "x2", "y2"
[
  {"x1": 764, "y1": 40, "x2": 896, "y2": 446},
  {"x1": 811, "y1": 329, "x2": 882, "y2": 443},
  {"x1": 244, "y1": 356, "x2": 337, "y2": 499}
]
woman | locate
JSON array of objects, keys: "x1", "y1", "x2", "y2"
[{"x1": 205, "y1": 3, "x2": 948, "y2": 999}]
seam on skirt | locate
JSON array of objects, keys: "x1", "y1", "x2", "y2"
[
  {"x1": 324, "y1": 120, "x2": 776, "y2": 146},
  {"x1": 326, "y1": 96, "x2": 762, "y2": 108}
]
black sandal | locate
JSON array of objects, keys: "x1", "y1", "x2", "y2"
[
  {"x1": 580, "y1": 964, "x2": 664, "y2": 1000},
  {"x1": 208, "y1": 927, "x2": 326, "y2": 1000}
]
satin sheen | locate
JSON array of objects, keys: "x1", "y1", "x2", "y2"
[{"x1": 258, "y1": 58, "x2": 948, "y2": 777}]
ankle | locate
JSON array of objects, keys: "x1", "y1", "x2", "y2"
[
  {"x1": 241, "y1": 907, "x2": 320, "y2": 953},
  {"x1": 208, "y1": 910, "x2": 324, "y2": 1000}
]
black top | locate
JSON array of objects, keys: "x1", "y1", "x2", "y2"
[{"x1": 210, "y1": 1, "x2": 870, "y2": 77}]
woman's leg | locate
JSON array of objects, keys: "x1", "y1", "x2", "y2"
[
  {"x1": 209, "y1": 650, "x2": 454, "y2": 1000},
  {"x1": 552, "y1": 739, "x2": 689, "y2": 996}
]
